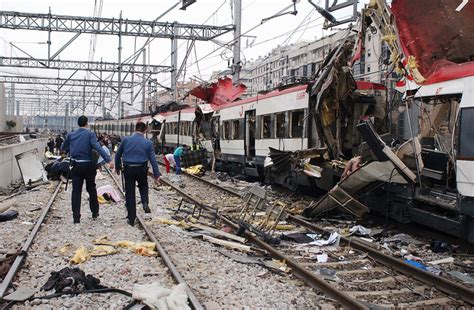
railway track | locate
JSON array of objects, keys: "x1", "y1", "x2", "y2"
[
  {"x1": 0, "y1": 172, "x2": 203, "y2": 309},
  {"x1": 157, "y1": 169, "x2": 474, "y2": 308},
  {"x1": 107, "y1": 169, "x2": 323, "y2": 308}
]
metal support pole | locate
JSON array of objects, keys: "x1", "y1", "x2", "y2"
[
  {"x1": 232, "y1": 0, "x2": 242, "y2": 83},
  {"x1": 100, "y1": 69, "x2": 105, "y2": 118},
  {"x1": 82, "y1": 79, "x2": 86, "y2": 114},
  {"x1": 142, "y1": 48, "x2": 147, "y2": 113},
  {"x1": 15, "y1": 100, "x2": 19, "y2": 116},
  {"x1": 117, "y1": 11, "x2": 123, "y2": 120},
  {"x1": 47, "y1": 7, "x2": 52, "y2": 64},
  {"x1": 10, "y1": 83, "x2": 15, "y2": 115},
  {"x1": 171, "y1": 22, "x2": 178, "y2": 102},
  {"x1": 65, "y1": 98, "x2": 70, "y2": 131}
]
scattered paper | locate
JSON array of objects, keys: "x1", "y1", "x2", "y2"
[
  {"x1": 317, "y1": 253, "x2": 328, "y2": 263},
  {"x1": 349, "y1": 225, "x2": 371, "y2": 236},
  {"x1": 310, "y1": 232, "x2": 340, "y2": 246}
]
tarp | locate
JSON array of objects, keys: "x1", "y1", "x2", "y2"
[
  {"x1": 392, "y1": 0, "x2": 474, "y2": 84},
  {"x1": 190, "y1": 77, "x2": 246, "y2": 106}
]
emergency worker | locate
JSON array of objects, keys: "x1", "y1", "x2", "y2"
[
  {"x1": 62, "y1": 116, "x2": 113, "y2": 223},
  {"x1": 115, "y1": 122, "x2": 161, "y2": 226}
]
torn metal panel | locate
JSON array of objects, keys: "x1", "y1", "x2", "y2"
[
  {"x1": 391, "y1": 0, "x2": 474, "y2": 84},
  {"x1": 303, "y1": 160, "x2": 408, "y2": 218},
  {"x1": 197, "y1": 103, "x2": 214, "y2": 114},
  {"x1": 190, "y1": 77, "x2": 246, "y2": 106},
  {"x1": 15, "y1": 149, "x2": 48, "y2": 186},
  {"x1": 357, "y1": 121, "x2": 417, "y2": 183}
]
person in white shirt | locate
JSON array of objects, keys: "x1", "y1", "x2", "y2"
[{"x1": 163, "y1": 153, "x2": 175, "y2": 174}]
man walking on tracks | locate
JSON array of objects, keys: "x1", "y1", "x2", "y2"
[
  {"x1": 62, "y1": 116, "x2": 113, "y2": 224},
  {"x1": 115, "y1": 122, "x2": 161, "y2": 226}
]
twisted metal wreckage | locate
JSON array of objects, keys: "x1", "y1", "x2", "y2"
[{"x1": 304, "y1": 0, "x2": 474, "y2": 242}]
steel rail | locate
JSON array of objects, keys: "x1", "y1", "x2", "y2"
[
  {"x1": 158, "y1": 177, "x2": 369, "y2": 309},
  {"x1": 104, "y1": 168, "x2": 203, "y2": 310},
  {"x1": 287, "y1": 215, "x2": 474, "y2": 305},
  {"x1": 0, "y1": 181, "x2": 63, "y2": 299}
]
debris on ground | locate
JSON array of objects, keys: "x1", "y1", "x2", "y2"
[
  {"x1": 348, "y1": 225, "x2": 371, "y2": 236},
  {"x1": 447, "y1": 271, "x2": 474, "y2": 284},
  {"x1": 132, "y1": 282, "x2": 190, "y2": 310},
  {"x1": 310, "y1": 232, "x2": 341, "y2": 246},
  {"x1": 0, "y1": 252, "x2": 18, "y2": 279},
  {"x1": 69, "y1": 237, "x2": 158, "y2": 264},
  {"x1": 96, "y1": 185, "x2": 121, "y2": 203},
  {"x1": 0, "y1": 209, "x2": 19, "y2": 222},
  {"x1": 430, "y1": 240, "x2": 452, "y2": 253},
  {"x1": 41, "y1": 267, "x2": 105, "y2": 293}
]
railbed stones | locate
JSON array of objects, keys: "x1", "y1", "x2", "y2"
[{"x1": 8, "y1": 174, "x2": 174, "y2": 309}]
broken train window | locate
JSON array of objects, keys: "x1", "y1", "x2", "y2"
[{"x1": 290, "y1": 110, "x2": 304, "y2": 138}]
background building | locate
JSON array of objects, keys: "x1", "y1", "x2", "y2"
[{"x1": 241, "y1": 30, "x2": 394, "y2": 96}]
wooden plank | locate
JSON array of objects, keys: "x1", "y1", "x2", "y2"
[
  {"x1": 336, "y1": 267, "x2": 385, "y2": 275},
  {"x1": 300, "y1": 259, "x2": 371, "y2": 267},
  {"x1": 387, "y1": 297, "x2": 453, "y2": 308},
  {"x1": 191, "y1": 223, "x2": 246, "y2": 243},
  {"x1": 345, "y1": 286, "x2": 428, "y2": 297},
  {"x1": 202, "y1": 235, "x2": 253, "y2": 252}
]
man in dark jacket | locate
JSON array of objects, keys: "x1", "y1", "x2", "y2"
[
  {"x1": 115, "y1": 122, "x2": 160, "y2": 226},
  {"x1": 62, "y1": 116, "x2": 113, "y2": 223}
]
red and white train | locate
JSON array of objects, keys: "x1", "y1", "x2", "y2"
[{"x1": 92, "y1": 80, "x2": 386, "y2": 188}]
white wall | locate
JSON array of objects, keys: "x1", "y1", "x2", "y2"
[{"x1": 0, "y1": 138, "x2": 47, "y2": 188}]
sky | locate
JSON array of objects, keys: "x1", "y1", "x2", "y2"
[{"x1": 0, "y1": 0, "x2": 367, "y2": 116}]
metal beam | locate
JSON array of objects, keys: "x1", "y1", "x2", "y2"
[
  {"x1": 0, "y1": 10, "x2": 234, "y2": 40},
  {"x1": 0, "y1": 56, "x2": 170, "y2": 74},
  {"x1": 0, "y1": 75, "x2": 133, "y2": 88},
  {"x1": 6, "y1": 87, "x2": 114, "y2": 97}
]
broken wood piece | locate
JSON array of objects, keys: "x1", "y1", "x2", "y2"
[
  {"x1": 427, "y1": 257, "x2": 454, "y2": 265},
  {"x1": 190, "y1": 223, "x2": 246, "y2": 243},
  {"x1": 202, "y1": 235, "x2": 252, "y2": 252}
]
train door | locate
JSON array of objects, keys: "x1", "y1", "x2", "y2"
[{"x1": 245, "y1": 110, "x2": 256, "y2": 160}]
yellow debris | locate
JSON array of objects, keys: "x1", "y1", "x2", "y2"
[
  {"x1": 97, "y1": 195, "x2": 110, "y2": 204},
  {"x1": 182, "y1": 164, "x2": 204, "y2": 175},
  {"x1": 90, "y1": 245, "x2": 118, "y2": 256},
  {"x1": 58, "y1": 244, "x2": 71, "y2": 255},
  {"x1": 274, "y1": 224, "x2": 295, "y2": 231},
  {"x1": 92, "y1": 236, "x2": 157, "y2": 256},
  {"x1": 69, "y1": 246, "x2": 91, "y2": 265},
  {"x1": 150, "y1": 217, "x2": 189, "y2": 228}
]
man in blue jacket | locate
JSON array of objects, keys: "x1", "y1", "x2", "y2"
[
  {"x1": 62, "y1": 116, "x2": 113, "y2": 223},
  {"x1": 115, "y1": 122, "x2": 161, "y2": 226}
]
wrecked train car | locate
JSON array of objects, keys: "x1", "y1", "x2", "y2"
[{"x1": 306, "y1": 0, "x2": 474, "y2": 242}]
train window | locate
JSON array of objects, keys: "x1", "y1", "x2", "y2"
[
  {"x1": 232, "y1": 120, "x2": 240, "y2": 139},
  {"x1": 180, "y1": 122, "x2": 187, "y2": 135},
  {"x1": 223, "y1": 121, "x2": 231, "y2": 140},
  {"x1": 275, "y1": 113, "x2": 286, "y2": 138},
  {"x1": 459, "y1": 107, "x2": 474, "y2": 158},
  {"x1": 290, "y1": 110, "x2": 304, "y2": 138},
  {"x1": 261, "y1": 115, "x2": 272, "y2": 138}
]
